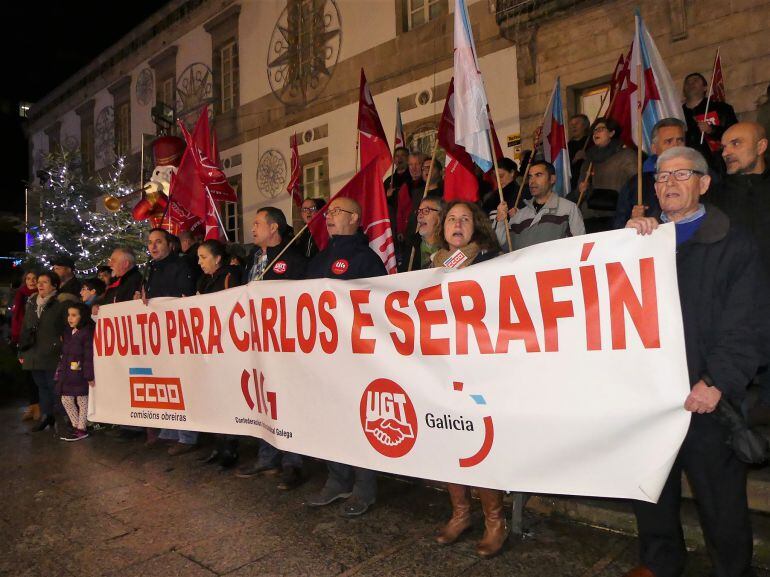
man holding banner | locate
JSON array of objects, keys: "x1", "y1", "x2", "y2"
[
  {"x1": 625, "y1": 146, "x2": 766, "y2": 577},
  {"x1": 306, "y1": 197, "x2": 386, "y2": 516}
]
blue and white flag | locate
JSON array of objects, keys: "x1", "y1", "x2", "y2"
[
  {"x1": 541, "y1": 77, "x2": 571, "y2": 197},
  {"x1": 453, "y1": 0, "x2": 493, "y2": 172},
  {"x1": 629, "y1": 11, "x2": 685, "y2": 153}
]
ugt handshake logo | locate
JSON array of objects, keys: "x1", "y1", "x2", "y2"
[{"x1": 359, "y1": 378, "x2": 418, "y2": 458}]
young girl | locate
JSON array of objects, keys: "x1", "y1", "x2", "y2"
[{"x1": 56, "y1": 302, "x2": 95, "y2": 441}]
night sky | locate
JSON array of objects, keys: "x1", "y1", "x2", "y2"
[{"x1": 1, "y1": 1, "x2": 169, "y2": 258}]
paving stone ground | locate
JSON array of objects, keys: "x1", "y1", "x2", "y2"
[{"x1": 1, "y1": 401, "x2": 767, "y2": 577}]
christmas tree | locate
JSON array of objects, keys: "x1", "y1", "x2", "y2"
[{"x1": 27, "y1": 148, "x2": 148, "y2": 275}]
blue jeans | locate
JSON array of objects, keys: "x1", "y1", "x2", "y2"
[
  {"x1": 159, "y1": 429, "x2": 199, "y2": 444},
  {"x1": 30, "y1": 370, "x2": 56, "y2": 415},
  {"x1": 257, "y1": 440, "x2": 302, "y2": 469},
  {"x1": 325, "y1": 462, "x2": 377, "y2": 503}
]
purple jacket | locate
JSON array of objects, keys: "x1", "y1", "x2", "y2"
[{"x1": 55, "y1": 325, "x2": 94, "y2": 397}]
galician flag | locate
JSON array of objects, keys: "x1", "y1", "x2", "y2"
[
  {"x1": 629, "y1": 11, "x2": 685, "y2": 153},
  {"x1": 541, "y1": 77, "x2": 571, "y2": 197},
  {"x1": 453, "y1": 0, "x2": 493, "y2": 172}
]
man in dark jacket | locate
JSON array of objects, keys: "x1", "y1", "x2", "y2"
[
  {"x1": 179, "y1": 230, "x2": 202, "y2": 286},
  {"x1": 624, "y1": 146, "x2": 767, "y2": 577},
  {"x1": 237, "y1": 207, "x2": 307, "y2": 490},
  {"x1": 52, "y1": 255, "x2": 81, "y2": 301},
  {"x1": 306, "y1": 197, "x2": 386, "y2": 517},
  {"x1": 102, "y1": 248, "x2": 143, "y2": 305},
  {"x1": 143, "y1": 228, "x2": 195, "y2": 299},
  {"x1": 143, "y1": 228, "x2": 196, "y2": 454}
]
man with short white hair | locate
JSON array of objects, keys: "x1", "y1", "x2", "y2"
[
  {"x1": 624, "y1": 146, "x2": 767, "y2": 577},
  {"x1": 102, "y1": 248, "x2": 142, "y2": 305}
]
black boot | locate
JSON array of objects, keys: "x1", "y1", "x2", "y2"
[
  {"x1": 31, "y1": 415, "x2": 55, "y2": 432},
  {"x1": 219, "y1": 450, "x2": 239, "y2": 469},
  {"x1": 200, "y1": 449, "x2": 221, "y2": 464}
]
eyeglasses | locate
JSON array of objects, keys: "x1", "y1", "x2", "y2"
[
  {"x1": 654, "y1": 169, "x2": 704, "y2": 183},
  {"x1": 300, "y1": 206, "x2": 317, "y2": 214},
  {"x1": 324, "y1": 207, "x2": 355, "y2": 218},
  {"x1": 593, "y1": 126, "x2": 608, "y2": 133},
  {"x1": 416, "y1": 207, "x2": 439, "y2": 216}
]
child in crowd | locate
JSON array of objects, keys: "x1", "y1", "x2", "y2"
[
  {"x1": 55, "y1": 302, "x2": 95, "y2": 441},
  {"x1": 80, "y1": 277, "x2": 106, "y2": 308}
]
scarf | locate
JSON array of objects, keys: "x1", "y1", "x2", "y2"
[
  {"x1": 432, "y1": 242, "x2": 481, "y2": 269},
  {"x1": 586, "y1": 139, "x2": 623, "y2": 164},
  {"x1": 35, "y1": 292, "x2": 56, "y2": 318}
]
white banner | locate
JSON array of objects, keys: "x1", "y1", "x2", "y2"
[{"x1": 91, "y1": 226, "x2": 690, "y2": 502}]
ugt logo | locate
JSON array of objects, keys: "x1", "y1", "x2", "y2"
[
  {"x1": 359, "y1": 378, "x2": 418, "y2": 458},
  {"x1": 240, "y1": 369, "x2": 278, "y2": 419},
  {"x1": 129, "y1": 368, "x2": 185, "y2": 410}
]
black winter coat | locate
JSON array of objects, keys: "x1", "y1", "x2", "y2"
[
  {"x1": 143, "y1": 253, "x2": 195, "y2": 298},
  {"x1": 246, "y1": 242, "x2": 308, "y2": 281},
  {"x1": 18, "y1": 294, "x2": 68, "y2": 371},
  {"x1": 103, "y1": 266, "x2": 143, "y2": 304},
  {"x1": 675, "y1": 205, "x2": 769, "y2": 400},
  {"x1": 307, "y1": 231, "x2": 387, "y2": 280},
  {"x1": 707, "y1": 169, "x2": 770, "y2": 274},
  {"x1": 197, "y1": 265, "x2": 244, "y2": 294}
]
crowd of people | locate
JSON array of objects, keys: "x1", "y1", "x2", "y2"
[{"x1": 8, "y1": 75, "x2": 770, "y2": 576}]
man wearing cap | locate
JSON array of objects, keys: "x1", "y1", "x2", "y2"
[
  {"x1": 306, "y1": 197, "x2": 386, "y2": 517},
  {"x1": 52, "y1": 255, "x2": 81, "y2": 302},
  {"x1": 236, "y1": 206, "x2": 307, "y2": 490}
]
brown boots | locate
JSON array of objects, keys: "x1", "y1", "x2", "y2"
[
  {"x1": 476, "y1": 488, "x2": 509, "y2": 559},
  {"x1": 436, "y1": 483, "x2": 472, "y2": 545},
  {"x1": 21, "y1": 404, "x2": 40, "y2": 421},
  {"x1": 436, "y1": 485, "x2": 509, "y2": 559}
]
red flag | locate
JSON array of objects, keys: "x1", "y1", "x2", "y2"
[
  {"x1": 606, "y1": 48, "x2": 635, "y2": 148},
  {"x1": 358, "y1": 69, "x2": 393, "y2": 176},
  {"x1": 711, "y1": 50, "x2": 725, "y2": 103},
  {"x1": 307, "y1": 158, "x2": 397, "y2": 274},
  {"x1": 438, "y1": 78, "x2": 480, "y2": 202},
  {"x1": 287, "y1": 133, "x2": 303, "y2": 207},
  {"x1": 394, "y1": 99, "x2": 405, "y2": 150}
]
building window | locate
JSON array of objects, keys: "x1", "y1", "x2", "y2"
[
  {"x1": 19, "y1": 102, "x2": 30, "y2": 118},
  {"x1": 220, "y1": 41, "x2": 239, "y2": 113},
  {"x1": 408, "y1": 125, "x2": 439, "y2": 158},
  {"x1": 159, "y1": 76, "x2": 175, "y2": 108},
  {"x1": 576, "y1": 83, "x2": 610, "y2": 123},
  {"x1": 303, "y1": 160, "x2": 329, "y2": 200},
  {"x1": 406, "y1": 0, "x2": 444, "y2": 30},
  {"x1": 115, "y1": 102, "x2": 131, "y2": 158},
  {"x1": 81, "y1": 123, "x2": 94, "y2": 175},
  {"x1": 222, "y1": 201, "x2": 240, "y2": 242}
]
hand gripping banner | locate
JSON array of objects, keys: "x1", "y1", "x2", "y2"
[{"x1": 91, "y1": 226, "x2": 690, "y2": 502}]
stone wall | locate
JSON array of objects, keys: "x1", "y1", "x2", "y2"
[{"x1": 505, "y1": 0, "x2": 770, "y2": 145}]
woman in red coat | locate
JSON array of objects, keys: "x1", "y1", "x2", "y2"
[{"x1": 11, "y1": 271, "x2": 39, "y2": 421}]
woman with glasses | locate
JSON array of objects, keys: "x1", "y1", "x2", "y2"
[
  {"x1": 431, "y1": 201, "x2": 507, "y2": 558},
  {"x1": 401, "y1": 197, "x2": 444, "y2": 271},
  {"x1": 576, "y1": 117, "x2": 637, "y2": 232},
  {"x1": 295, "y1": 198, "x2": 326, "y2": 259}
]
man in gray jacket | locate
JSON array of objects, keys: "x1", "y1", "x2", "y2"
[{"x1": 494, "y1": 160, "x2": 584, "y2": 251}]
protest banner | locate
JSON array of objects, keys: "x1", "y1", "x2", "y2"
[{"x1": 91, "y1": 225, "x2": 690, "y2": 502}]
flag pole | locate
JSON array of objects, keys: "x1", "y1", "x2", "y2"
[
  {"x1": 355, "y1": 132, "x2": 360, "y2": 173},
  {"x1": 636, "y1": 60, "x2": 644, "y2": 206},
  {"x1": 407, "y1": 140, "x2": 440, "y2": 272},
  {"x1": 207, "y1": 189, "x2": 229, "y2": 242},
  {"x1": 387, "y1": 98, "x2": 400, "y2": 199},
  {"x1": 513, "y1": 124, "x2": 542, "y2": 210},
  {"x1": 257, "y1": 223, "x2": 309, "y2": 281},
  {"x1": 700, "y1": 47, "x2": 719, "y2": 146},
  {"x1": 488, "y1": 130, "x2": 513, "y2": 253}
]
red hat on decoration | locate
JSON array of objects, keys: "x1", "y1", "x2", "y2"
[{"x1": 152, "y1": 136, "x2": 186, "y2": 167}]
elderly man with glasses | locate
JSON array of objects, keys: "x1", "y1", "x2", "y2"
[
  {"x1": 623, "y1": 146, "x2": 768, "y2": 577},
  {"x1": 305, "y1": 196, "x2": 386, "y2": 517}
]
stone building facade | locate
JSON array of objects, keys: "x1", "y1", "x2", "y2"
[
  {"x1": 26, "y1": 0, "x2": 520, "y2": 241},
  {"x1": 497, "y1": 0, "x2": 770, "y2": 143},
  {"x1": 27, "y1": 0, "x2": 770, "y2": 244}
]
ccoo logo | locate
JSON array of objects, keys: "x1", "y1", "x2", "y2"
[
  {"x1": 359, "y1": 378, "x2": 418, "y2": 458},
  {"x1": 331, "y1": 259, "x2": 349, "y2": 275}
]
